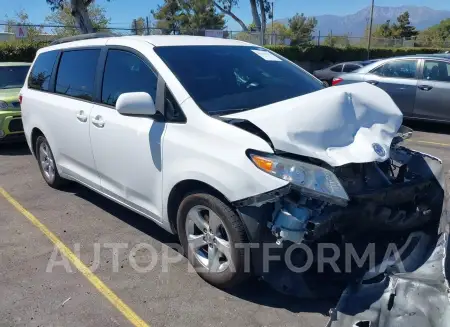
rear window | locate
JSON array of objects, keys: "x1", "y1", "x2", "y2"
[
  {"x1": 28, "y1": 51, "x2": 58, "y2": 91},
  {"x1": 343, "y1": 64, "x2": 361, "y2": 72},
  {"x1": 55, "y1": 49, "x2": 100, "y2": 101},
  {"x1": 330, "y1": 64, "x2": 343, "y2": 72},
  {"x1": 154, "y1": 45, "x2": 323, "y2": 115},
  {"x1": 0, "y1": 66, "x2": 29, "y2": 89}
]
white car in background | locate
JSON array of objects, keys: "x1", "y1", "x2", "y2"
[{"x1": 20, "y1": 34, "x2": 449, "y2": 327}]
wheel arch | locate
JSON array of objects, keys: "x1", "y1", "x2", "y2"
[
  {"x1": 166, "y1": 179, "x2": 233, "y2": 235},
  {"x1": 31, "y1": 127, "x2": 44, "y2": 157}
]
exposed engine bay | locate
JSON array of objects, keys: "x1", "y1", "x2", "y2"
[{"x1": 233, "y1": 128, "x2": 449, "y2": 327}]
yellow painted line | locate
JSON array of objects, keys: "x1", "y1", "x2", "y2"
[
  {"x1": 406, "y1": 139, "x2": 450, "y2": 147},
  {"x1": 0, "y1": 187, "x2": 150, "y2": 327}
]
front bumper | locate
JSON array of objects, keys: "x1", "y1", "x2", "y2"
[
  {"x1": 0, "y1": 111, "x2": 24, "y2": 143},
  {"x1": 234, "y1": 145, "x2": 450, "y2": 326}
]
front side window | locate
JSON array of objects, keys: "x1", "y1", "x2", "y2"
[
  {"x1": 28, "y1": 51, "x2": 58, "y2": 91},
  {"x1": 423, "y1": 60, "x2": 450, "y2": 82},
  {"x1": 372, "y1": 59, "x2": 418, "y2": 79},
  {"x1": 330, "y1": 64, "x2": 343, "y2": 72},
  {"x1": 0, "y1": 65, "x2": 29, "y2": 89},
  {"x1": 154, "y1": 45, "x2": 323, "y2": 115},
  {"x1": 55, "y1": 49, "x2": 100, "y2": 101},
  {"x1": 101, "y1": 50, "x2": 158, "y2": 106}
]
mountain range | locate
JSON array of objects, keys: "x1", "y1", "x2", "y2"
[{"x1": 276, "y1": 6, "x2": 450, "y2": 36}]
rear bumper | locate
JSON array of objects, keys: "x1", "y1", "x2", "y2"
[{"x1": 0, "y1": 132, "x2": 25, "y2": 143}]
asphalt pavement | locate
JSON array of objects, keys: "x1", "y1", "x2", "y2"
[{"x1": 1, "y1": 120, "x2": 449, "y2": 327}]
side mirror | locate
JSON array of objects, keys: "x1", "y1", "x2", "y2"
[{"x1": 116, "y1": 92, "x2": 156, "y2": 116}]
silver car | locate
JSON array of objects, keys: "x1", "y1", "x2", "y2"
[
  {"x1": 313, "y1": 60, "x2": 379, "y2": 86},
  {"x1": 334, "y1": 54, "x2": 450, "y2": 123}
]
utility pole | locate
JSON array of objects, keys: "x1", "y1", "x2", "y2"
[
  {"x1": 271, "y1": 1, "x2": 274, "y2": 44},
  {"x1": 146, "y1": 16, "x2": 150, "y2": 35},
  {"x1": 367, "y1": 0, "x2": 375, "y2": 59}
]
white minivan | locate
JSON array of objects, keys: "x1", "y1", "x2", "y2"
[{"x1": 21, "y1": 34, "x2": 449, "y2": 309}]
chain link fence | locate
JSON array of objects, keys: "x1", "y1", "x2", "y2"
[{"x1": 1, "y1": 23, "x2": 444, "y2": 48}]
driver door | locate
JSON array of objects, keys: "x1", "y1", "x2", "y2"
[{"x1": 89, "y1": 48, "x2": 164, "y2": 220}]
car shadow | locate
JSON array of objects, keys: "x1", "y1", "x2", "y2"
[
  {"x1": 404, "y1": 119, "x2": 450, "y2": 135},
  {"x1": 0, "y1": 142, "x2": 31, "y2": 156},
  {"x1": 63, "y1": 182, "x2": 334, "y2": 315}
]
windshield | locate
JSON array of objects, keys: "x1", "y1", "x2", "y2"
[
  {"x1": 0, "y1": 66, "x2": 29, "y2": 89},
  {"x1": 154, "y1": 45, "x2": 323, "y2": 115}
]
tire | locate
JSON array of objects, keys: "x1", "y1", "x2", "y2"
[
  {"x1": 177, "y1": 192, "x2": 249, "y2": 289},
  {"x1": 35, "y1": 135, "x2": 66, "y2": 189},
  {"x1": 322, "y1": 80, "x2": 330, "y2": 87}
]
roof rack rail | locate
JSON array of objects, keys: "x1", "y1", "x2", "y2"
[{"x1": 50, "y1": 32, "x2": 116, "y2": 46}]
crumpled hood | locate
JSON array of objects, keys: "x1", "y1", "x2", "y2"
[{"x1": 223, "y1": 83, "x2": 403, "y2": 167}]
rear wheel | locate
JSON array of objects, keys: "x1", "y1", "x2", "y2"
[
  {"x1": 36, "y1": 136, "x2": 66, "y2": 189},
  {"x1": 177, "y1": 192, "x2": 249, "y2": 289}
]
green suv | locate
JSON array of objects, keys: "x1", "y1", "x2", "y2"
[{"x1": 0, "y1": 62, "x2": 31, "y2": 143}]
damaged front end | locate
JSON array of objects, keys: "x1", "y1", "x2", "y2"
[{"x1": 234, "y1": 129, "x2": 449, "y2": 325}]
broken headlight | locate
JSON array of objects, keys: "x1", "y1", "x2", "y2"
[{"x1": 248, "y1": 151, "x2": 349, "y2": 204}]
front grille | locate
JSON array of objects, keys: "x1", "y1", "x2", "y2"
[{"x1": 8, "y1": 118, "x2": 23, "y2": 132}]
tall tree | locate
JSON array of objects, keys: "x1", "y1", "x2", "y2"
[
  {"x1": 373, "y1": 20, "x2": 393, "y2": 38},
  {"x1": 188, "y1": 0, "x2": 226, "y2": 31},
  {"x1": 288, "y1": 13, "x2": 317, "y2": 45},
  {"x1": 45, "y1": 0, "x2": 110, "y2": 36},
  {"x1": 4, "y1": 10, "x2": 44, "y2": 39},
  {"x1": 152, "y1": 0, "x2": 225, "y2": 34},
  {"x1": 212, "y1": 0, "x2": 248, "y2": 31},
  {"x1": 417, "y1": 18, "x2": 450, "y2": 47},
  {"x1": 131, "y1": 17, "x2": 146, "y2": 35},
  {"x1": 393, "y1": 11, "x2": 418, "y2": 38}
]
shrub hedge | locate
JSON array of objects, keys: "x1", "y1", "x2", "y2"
[
  {"x1": 0, "y1": 40, "x2": 447, "y2": 63},
  {"x1": 0, "y1": 41, "x2": 48, "y2": 62},
  {"x1": 265, "y1": 45, "x2": 447, "y2": 63}
]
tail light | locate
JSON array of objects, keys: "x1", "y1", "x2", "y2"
[
  {"x1": 332, "y1": 78, "x2": 343, "y2": 86},
  {"x1": 19, "y1": 95, "x2": 23, "y2": 104}
]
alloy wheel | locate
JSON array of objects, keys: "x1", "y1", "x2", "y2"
[
  {"x1": 39, "y1": 141, "x2": 56, "y2": 182},
  {"x1": 185, "y1": 205, "x2": 232, "y2": 273}
]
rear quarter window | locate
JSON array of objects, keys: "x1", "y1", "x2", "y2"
[{"x1": 28, "y1": 51, "x2": 59, "y2": 91}]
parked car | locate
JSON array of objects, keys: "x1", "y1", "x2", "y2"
[
  {"x1": 0, "y1": 62, "x2": 31, "y2": 143},
  {"x1": 313, "y1": 60, "x2": 379, "y2": 86},
  {"x1": 21, "y1": 34, "x2": 449, "y2": 326},
  {"x1": 332, "y1": 54, "x2": 450, "y2": 123}
]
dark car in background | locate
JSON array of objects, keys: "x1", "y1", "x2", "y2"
[
  {"x1": 313, "y1": 60, "x2": 379, "y2": 86},
  {"x1": 333, "y1": 54, "x2": 450, "y2": 123}
]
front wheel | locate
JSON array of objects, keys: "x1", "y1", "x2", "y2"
[
  {"x1": 177, "y1": 192, "x2": 250, "y2": 289},
  {"x1": 35, "y1": 136, "x2": 66, "y2": 189}
]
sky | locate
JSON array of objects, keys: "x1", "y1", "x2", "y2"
[{"x1": 2, "y1": 0, "x2": 450, "y2": 31}]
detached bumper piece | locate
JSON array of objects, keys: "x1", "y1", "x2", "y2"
[{"x1": 328, "y1": 233, "x2": 450, "y2": 327}]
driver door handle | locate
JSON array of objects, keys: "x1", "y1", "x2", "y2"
[
  {"x1": 92, "y1": 115, "x2": 105, "y2": 128},
  {"x1": 76, "y1": 110, "x2": 88, "y2": 123},
  {"x1": 418, "y1": 85, "x2": 433, "y2": 91},
  {"x1": 366, "y1": 80, "x2": 379, "y2": 85}
]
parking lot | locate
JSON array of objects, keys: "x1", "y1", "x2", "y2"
[{"x1": 1, "y1": 120, "x2": 449, "y2": 327}]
